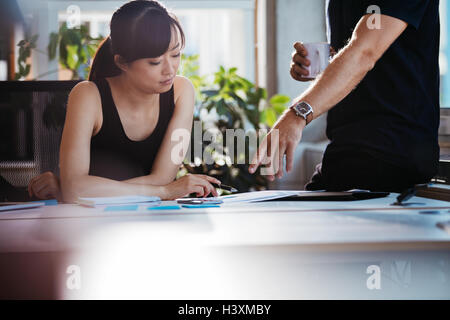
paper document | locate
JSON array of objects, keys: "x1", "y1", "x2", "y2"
[
  {"x1": 0, "y1": 202, "x2": 45, "y2": 212},
  {"x1": 176, "y1": 191, "x2": 307, "y2": 204},
  {"x1": 219, "y1": 190, "x2": 304, "y2": 203},
  {"x1": 176, "y1": 190, "x2": 391, "y2": 205},
  {"x1": 76, "y1": 195, "x2": 161, "y2": 207}
]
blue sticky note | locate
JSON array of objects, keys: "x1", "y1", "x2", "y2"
[
  {"x1": 147, "y1": 205, "x2": 181, "y2": 211},
  {"x1": 32, "y1": 199, "x2": 58, "y2": 206},
  {"x1": 43, "y1": 199, "x2": 58, "y2": 206},
  {"x1": 104, "y1": 205, "x2": 139, "y2": 212},
  {"x1": 181, "y1": 204, "x2": 221, "y2": 209}
]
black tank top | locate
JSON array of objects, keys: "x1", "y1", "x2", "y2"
[{"x1": 89, "y1": 78, "x2": 175, "y2": 181}]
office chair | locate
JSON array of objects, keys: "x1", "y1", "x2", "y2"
[{"x1": 0, "y1": 80, "x2": 80, "y2": 201}]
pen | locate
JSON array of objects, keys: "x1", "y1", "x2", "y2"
[
  {"x1": 177, "y1": 199, "x2": 223, "y2": 204},
  {"x1": 392, "y1": 183, "x2": 429, "y2": 206},
  {"x1": 211, "y1": 183, "x2": 238, "y2": 193},
  {"x1": 395, "y1": 186, "x2": 416, "y2": 205}
]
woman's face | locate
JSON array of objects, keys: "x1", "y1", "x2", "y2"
[{"x1": 124, "y1": 28, "x2": 181, "y2": 93}]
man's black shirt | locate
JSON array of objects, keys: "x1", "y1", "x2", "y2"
[{"x1": 325, "y1": 0, "x2": 440, "y2": 181}]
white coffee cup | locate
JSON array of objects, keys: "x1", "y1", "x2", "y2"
[{"x1": 301, "y1": 42, "x2": 330, "y2": 79}]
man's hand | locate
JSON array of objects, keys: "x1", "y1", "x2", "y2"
[
  {"x1": 249, "y1": 109, "x2": 305, "y2": 180},
  {"x1": 290, "y1": 42, "x2": 336, "y2": 81},
  {"x1": 290, "y1": 42, "x2": 312, "y2": 81}
]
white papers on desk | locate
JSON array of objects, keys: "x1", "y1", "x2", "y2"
[
  {"x1": 173, "y1": 190, "x2": 299, "y2": 204},
  {"x1": 219, "y1": 190, "x2": 304, "y2": 203},
  {"x1": 76, "y1": 195, "x2": 161, "y2": 207},
  {"x1": 0, "y1": 202, "x2": 45, "y2": 212}
]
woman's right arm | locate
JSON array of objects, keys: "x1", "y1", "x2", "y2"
[{"x1": 59, "y1": 81, "x2": 215, "y2": 202}]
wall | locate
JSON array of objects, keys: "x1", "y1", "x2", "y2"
[
  {"x1": 267, "y1": 0, "x2": 329, "y2": 189},
  {"x1": 276, "y1": 0, "x2": 328, "y2": 142}
]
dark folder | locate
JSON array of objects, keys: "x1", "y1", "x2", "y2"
[{"x1": 268, "y1": 191, "x2": 390, "y2": 202}]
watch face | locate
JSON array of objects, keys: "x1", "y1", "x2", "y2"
[
  {"x1": 296, "y1": 102, "x2": 311, "y2": 115},
  {"x1": 299, "y1": 106, "x2": 309, "y2": 113}
]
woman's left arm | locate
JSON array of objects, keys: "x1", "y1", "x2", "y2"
[{"x1": 124, "y1": 76, "x2": 195, "y2": 185}]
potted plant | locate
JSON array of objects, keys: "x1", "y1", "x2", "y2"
[
  {"x1": 15, "y1": 22, "x2": 102, "y2": 80},
  {"x1": 179, "y1": 55, "x2": 291, "y2": 193}
]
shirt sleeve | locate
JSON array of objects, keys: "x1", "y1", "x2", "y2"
[{"x1": 364, "y1": 0, "x2": 431, "y2": 29}]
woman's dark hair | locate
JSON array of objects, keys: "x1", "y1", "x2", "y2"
[{"x1": 89, "y1": 0, "x2": 185, "y2": 81}]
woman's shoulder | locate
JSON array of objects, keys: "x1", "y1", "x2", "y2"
[
  {"x1": 174, "y1": 75, "x2": 193, "y2": 87},
  {"x1": 65, "y1": 80, "x2": 103, "y2": 133},
  {"x1": 173, "y1": 76, "x2": 194, "y2": 96},
  {"x1": 69, "y1": 80, "x2": 101, "y2": 99},
  {"x1": 173, "y1": 76, "x2": 195, "y2": 104},
  {"x1": 67, "y1": 80, "x2": 102, "y2": 114}
]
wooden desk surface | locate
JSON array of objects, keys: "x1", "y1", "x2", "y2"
[{"x1": 0, "y1": 193, "x2": 449, "y2": 299}]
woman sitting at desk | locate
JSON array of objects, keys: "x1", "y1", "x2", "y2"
[{"x1": 28, "y1": 0, "x2": 220, "y2": 202}]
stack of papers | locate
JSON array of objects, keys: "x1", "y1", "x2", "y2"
[
  {"x1": 176, "y1": 191, "x2": 304, "y2": 204},
  {"x1": 76, "y1": 195, "x2": 161, "y2": 207},
  {"x1": 219, "y1": 190, "x2": 303, "y2": 203}
]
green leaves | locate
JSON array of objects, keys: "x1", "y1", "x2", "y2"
[
  {"x1": 193, "y1": 64, "x2": 290, "y2": 131},
  {"x1": 216, "y1": 98, "x2": 228, "y2": 115},
  {"x1": 15, "y1": 22, "x2": 103, "y2": 80},
  {"x1": 269, "y1": 94, "x2": 290, "y2": 114},
  {"x1": 260, "y1": 94, "x2": 290, "y2": 127},
  {"x1": 47, "y1": 22, "x2": 103, "y2": 79},
  {"x1": 66, "y1": 44, "x2": 79, "y2": 70},
  {"x1": 178, "y1": 54, "x2": 291, "y2": 192},
  {"x1": 178, "y1": 53, "x2": 208, "y2": 100},
  {"x1": 15, "y1": 33, "x2": 39, "y2": 80},
  {"x1": 47, "y1": 32, "x2": 59, "y2": 60},
  {"x1": 260, "y1": 108, "x2": 277, "y2": 127},
  {"x1": 270, "y1": 94, "x2": 291, "y2": 108},
  {"x1": 199, "y1": 65, "x2": 259, "y2": 130}
]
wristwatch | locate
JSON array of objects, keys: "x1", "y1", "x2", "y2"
[{"x1": 290, "y1": 101, "x2": 314, "y2": 125}]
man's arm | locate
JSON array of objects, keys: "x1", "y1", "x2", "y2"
[
  {"x1": 249, "y1": 13, "x2": 408, "y2": 179},
  {"x1": 293, "y1": 13, "x2": 407, "y2": 120}
]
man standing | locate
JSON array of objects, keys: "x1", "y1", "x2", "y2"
[{"x1": 249, "y1": 0, "x2": 440, "y2": 192}]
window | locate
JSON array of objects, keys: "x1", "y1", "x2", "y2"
[
  {"x1": 173, "y1": 5, "x2": 254, "y2": 80},
  {"x1": 20, "y1": 0, "x2": 256, "y2": 81}
]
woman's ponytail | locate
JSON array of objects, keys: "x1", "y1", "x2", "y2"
[{"x1": 88, "y1": 37, "x2": 122, "y2": 81}]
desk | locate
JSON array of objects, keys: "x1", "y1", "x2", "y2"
[{"x1": 0, "y1": 193, "x2": 450, "y2": 299}]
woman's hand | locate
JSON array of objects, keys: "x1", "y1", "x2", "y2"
[
  {"x1": 162, "y1": 174, "x2": 221, "y2": 200},
  {"x1": 28, "y1": 171, "x2": 62, "y2": 200}
]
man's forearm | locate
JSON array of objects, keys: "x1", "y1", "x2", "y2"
[{"x1": 298, "y1": 42, "x2": 376, "y2": 120}]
